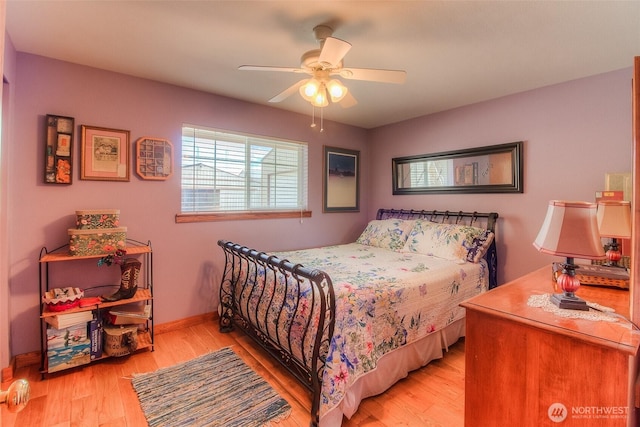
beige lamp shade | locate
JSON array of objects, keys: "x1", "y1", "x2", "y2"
[
  {"x1": 533, "y1": 200, "x2": 606, "y2": 260},
  {"x1": 597, "y1": 200, "x2": 631, "y2": 239}
]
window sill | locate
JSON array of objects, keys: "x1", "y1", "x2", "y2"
[{"x1": 175, "y1": 210, "x2": 312, "y2": 223}]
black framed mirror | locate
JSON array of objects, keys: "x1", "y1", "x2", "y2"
[{"x1": 392, "y1": 141, "x2": 523, "y2": 194}]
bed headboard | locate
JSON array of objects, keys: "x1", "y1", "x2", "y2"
[
  {"x1": 376, "y1": 208, "x2": 498, "y2": 232},
  {"x1": 376, "y1": 208, "x2": 500, "y2": 288}
]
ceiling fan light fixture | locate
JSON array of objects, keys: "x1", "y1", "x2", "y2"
[
  {"x1": 300, "y1": 78, "x2": 321, "y2": 102},
  {"x1": 327, "y1": 79, "x2": 348, "y2": 102},
  {"x1": 312, "y1": 85, "x2": 328, "y2": 107}
]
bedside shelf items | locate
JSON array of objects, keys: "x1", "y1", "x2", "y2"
[
  {"x1": 69, "y1": 209, "x2": 126, "y2": 257},
  {"x1": 552, "y1": 262, "x2": 630, "y2": 289},
  {"x1": 38, "y1": 237, "x2": 154, "y2": 377}
]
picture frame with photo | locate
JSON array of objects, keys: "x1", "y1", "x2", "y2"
[
  {"x1": 80, "y1": 125, "x2": 130, "y2": 181},
  {"x1": 323, "y1": 145, "x2": 360, "y2": 213}
]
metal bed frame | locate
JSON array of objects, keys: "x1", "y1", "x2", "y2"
[{"x1": 218, "y1": 208, "x2": 498, "y2": 426}]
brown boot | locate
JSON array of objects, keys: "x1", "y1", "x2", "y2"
[{"x1": 102, "y1": 258, "x2": 141, "y2": 302}]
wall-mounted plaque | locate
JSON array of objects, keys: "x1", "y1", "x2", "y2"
[
  {"x1": 135, "y1": 137, "x2": 173, "y2": 180},
  {"x1": 45, "y1": 114, "x2": 74, "y2": 184}
]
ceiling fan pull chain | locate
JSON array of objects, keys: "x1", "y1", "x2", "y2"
[
  {"x1": 320, "y1": 107, "x2": 324, "y2": 132},
  {"x1": 310, "y1": 106, "x2": 316, "y2": 128}
]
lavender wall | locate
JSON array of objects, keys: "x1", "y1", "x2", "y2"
[
  {"x1": 368, "y1": 68, "x2": 633, "y2": 284},
  {"x1": 7, "y1": 53, "x2": 369, "y2": 356},
  {"x1": 5, "y1": 51, "x2": 634, "y2": 358}
]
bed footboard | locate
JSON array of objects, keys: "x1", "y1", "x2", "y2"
[{"x1": 217, "y1": 240, "x2": 335, "y2": 427}]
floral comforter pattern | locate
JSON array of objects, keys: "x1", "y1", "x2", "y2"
[{"x1": 272, "y1": 243, "x2": 489, "y2": 418}]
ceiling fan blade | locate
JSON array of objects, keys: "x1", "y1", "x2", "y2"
[
  {"x1": 339, "y1": 91, "x2": 358, "y2": 109},
  {"x1": 338, "y1": 67, "x2": 407, "y2": 84},
  {"x1": 318, "y1": 37, "x2": 352, "y2": 68},
  {"x1": 269, "y1": 79, "x2": 306, "y2": 103},
  {"x1": 239, "y1": 65, "x2": 308, "y2": 74}
]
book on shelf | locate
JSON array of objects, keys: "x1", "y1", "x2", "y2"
[
  {"x1": 44, "y1": 310, "x2": 94, "y2": 329},
  {"x1": 107, "y1": 304, "x2": 151, "y2": 325},
  {"x1": 89, "y1": 319, "x2": 103, "y2": 360},
  {"x1": 46, "y1": 322, "x2": 91, "y2": 372}
]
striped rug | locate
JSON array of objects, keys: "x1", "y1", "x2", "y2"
[{"x1": 132, "y1": 347, "x2": 291, "y2": 426}]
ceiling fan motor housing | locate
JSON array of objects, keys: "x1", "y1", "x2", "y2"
[
  {"x1": 238, "y1": 22, "x2": 404, "y2": 107},
  {"x1": 313, "y1": 25, "x2": 334, "y2": 42},
  {"x1": 301, "y1": 50, "x2": 342, "y2": 71}
]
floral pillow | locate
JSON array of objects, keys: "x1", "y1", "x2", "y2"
[
  {"x1": 402, "y1": 220, "x2": 494, "y2": 263},
  {"x1": 356, "y1": 219, "x2": 416, "y2": 251},
  {"x1": 466, "y1": 229, "x2": 495, "y2": 263}
]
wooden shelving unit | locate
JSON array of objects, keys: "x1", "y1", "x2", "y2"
[{"x1": 38, "y1": 239, "x2": 154, "y2": 376}]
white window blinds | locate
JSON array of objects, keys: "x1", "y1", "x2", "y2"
[{"x1": 181, "y1": 126, "x2": 308, "y2": 213}]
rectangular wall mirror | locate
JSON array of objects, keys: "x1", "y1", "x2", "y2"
[{"x1": 392, "y1": 141, "x2": 523, "y2": 194}]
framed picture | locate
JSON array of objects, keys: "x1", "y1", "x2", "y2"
[
  {"x1": 80, "y1": 125, "x2": 130, "y2": 181},
  {"x1": 135, "y1": 137, "x2": 173, "y2": 180},
  {"x1": 44, "y1": 114, "x2": 74, "y2": 185},
  {"x1": 323, "y1": 145, "x2": 360, "y2": 212}
]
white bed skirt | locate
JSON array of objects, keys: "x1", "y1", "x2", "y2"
[{"x1": 320, "y1": 317, "x2": 466, "y2": 426}]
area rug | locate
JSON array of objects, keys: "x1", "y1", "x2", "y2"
[{"x1": 131, "y1": 347, "x2": 291, "y2": 427}]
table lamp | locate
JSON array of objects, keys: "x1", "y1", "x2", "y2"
[
  {"x1": 533, "y1": 200, "x2": 605, "y2": 310},
  {"x1": 596, "y1": 200, "x2": 631, "y2": 268}
]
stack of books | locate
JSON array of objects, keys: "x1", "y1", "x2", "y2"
[
  {"x1": 107, "y1": 305, "x2": 151, "y2": 325},
  {"x1": 46, "y1": 322, "x2": 91, "y2": 372},
  {"x1": 44, "y1": 310, "x2": 94, "y2": 329}
]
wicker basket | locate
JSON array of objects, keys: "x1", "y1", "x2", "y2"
[
  {"x1": 552, "y1": 262, "x2": 629, "y2": 289},
  {"x1": 42, "y1": 287, "x2": 84, "y2": 312},
  {"x1": 592, "y1": 255, "x2": 630, "y2": 269},
  {"x1": 103, "y1": 325, "x2": 138, "y2": 357}
]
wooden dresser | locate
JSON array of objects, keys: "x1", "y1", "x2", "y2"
[{"x1": 461, "y1": 266, "x2": 640, "y2": 427}]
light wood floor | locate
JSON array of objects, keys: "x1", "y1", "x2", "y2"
[{"x1": 1, "y1": 319, "x2": 465, "y2": 427}]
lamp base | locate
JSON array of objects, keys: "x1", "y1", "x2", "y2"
[{"x1": 550, "y1": 293, "x2": 589, "y2": 311}]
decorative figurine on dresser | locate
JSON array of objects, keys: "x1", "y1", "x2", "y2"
[{"x1": 38, "y1": 209, "x2": 153, "y2": 377}]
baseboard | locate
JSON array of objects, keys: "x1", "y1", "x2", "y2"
[
  {"x1": 1, "y1": 365, "x2": 13, "y2": 383},
  {"x1": 15, "y1": 351, "x2": 40, "y2": 369},
  {"x1": 4, "y1": 312, "x2": 219, "y2": 370},
  {"x1": 154, "y1": 312, "x2": 217, "y2": 335},
  {"x1": 3, "y1": 351, "x2": 42, "y2": 379}
]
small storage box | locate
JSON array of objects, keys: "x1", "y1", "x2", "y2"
[
  {"x1": 42, "y1": 286, "x2": 84, "y2": 312},
  {"x1": 103, "y1": 325, "x2": 138, "y2": 357},
  {"x1": 75, "y1": 209, "x2": 120, "y2": 229},
  {"x1": 68, "y1": 227, "x2": 127, "y2": 256}
]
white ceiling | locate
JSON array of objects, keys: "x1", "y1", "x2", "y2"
[{"x1": 6, "y1": 1, "x2": 640, "y2": 129}]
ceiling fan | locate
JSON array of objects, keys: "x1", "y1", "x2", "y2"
[{"x1": 238, "y1": 25, "x2": 407, "y2": 109}]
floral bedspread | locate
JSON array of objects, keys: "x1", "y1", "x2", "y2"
[{"x1": 273, "y1": 243, "x2": 488, "y2": 418}]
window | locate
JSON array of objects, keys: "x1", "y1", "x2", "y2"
[
  {"x1": 180, "y1": 125, "x2": 308, "y2": 215},
  {"x1": 403, "y1": 159, "x2": 451, "y2": 187}
]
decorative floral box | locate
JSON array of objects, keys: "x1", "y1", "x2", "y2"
[
  {"x1": 68, "y1": 227, "x2": 127, "y2": 256},
  {"x1": 75, "y1": 209, "x2": 120, "y2": 229}
]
